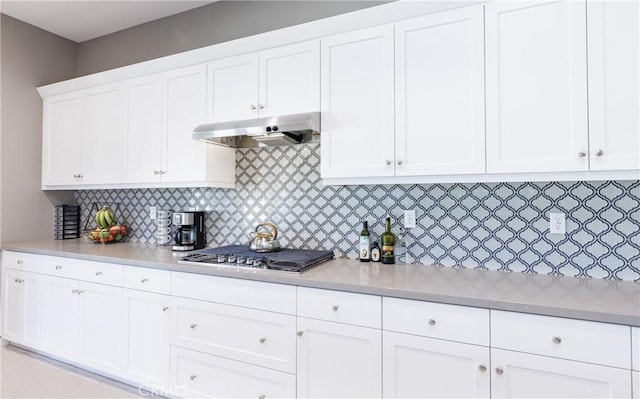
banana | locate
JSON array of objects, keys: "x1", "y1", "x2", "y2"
[{"x1": 104, "y1": 208, "x2": 113, "y2": 227}]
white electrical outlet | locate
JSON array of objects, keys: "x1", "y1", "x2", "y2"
[
  {"x1": 149, "y1": 206, "x2": 157, "y2": 220},
  {"x1": 549, "y1": 212, "x2": 566, "y2": 234},
  {"x1": 404, "y1": 209, "x2": 416, "y2": 229}
]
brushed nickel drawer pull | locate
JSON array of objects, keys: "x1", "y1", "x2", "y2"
[
  {"x1": 259, "y1": 337, "x2": 267, "y2": 344},
  {"x1": 331, "y1": 305, "x2": 339, "y2": 312},
  {"x1": 190, "y1": 324, "x2": 197, "y2": 329},
  {"x1": 495, "y1": 367, "x2": 504, "y2": 375},
  {"x1": 189, "y1": 374, "x2": 197, "y2": 381},
  {"x1": 478, "y1": 364, "x2": 487, "y2": 372},
  {"x1": 428, "y1": 319, "x2": 436, "y2": 326},
  {"x1": 552, "y1": 336, "x2": 562, "y2": 344}
]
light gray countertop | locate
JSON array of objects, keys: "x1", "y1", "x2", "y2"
[{"x1": 3, "y1": 239, "x2": 639, "y2": 326}]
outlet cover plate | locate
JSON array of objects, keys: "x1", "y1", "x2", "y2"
[
  {"x1": 404, "y1": 209, "x2": 416, "y2": 229},
  {"x1": 549, "y1": 212, "x2": 566, "y2": 234}
]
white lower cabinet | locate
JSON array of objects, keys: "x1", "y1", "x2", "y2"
[
  {"x1": 122, "y1": 289, "x2": 171, "y2": 390},
  {"x1": 633, "y1": 371, "x2": 639, "y2": 399},
  {"x1": 171, "y1": 296, "x2": 296, "y2": 374},
  {"x1": 171, "y1": 346, "x2": 295, "y2": 399},
  {"x1": 40, "y1": 275, "x2": 81, "y2": 361},
  {"x1": 39, "y1": 275, "x2": 123, "y2": 376},
  {"x1": 296, "y1": 317, "x2": 381, "y2": 398},
  {"x1": 383, "y1": 331, "x2": 490, "y2": 398},
  {"x1": 1, "y1": 269, "x2": 42, "y2": 348},
  {"x1": 491, "y1": 348, "x2": 631, "y2": 398}
]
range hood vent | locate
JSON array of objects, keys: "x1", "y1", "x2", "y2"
[{"x1": 193, "y1": 112, "x2": 320, "y2": 148}]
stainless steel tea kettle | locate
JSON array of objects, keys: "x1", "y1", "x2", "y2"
[{"x1": 248, "y1": 222, "x2": 281, "y2": 252}]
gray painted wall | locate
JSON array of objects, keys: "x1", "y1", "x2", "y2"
[
  {"x1": 77, "y1": 1, "x2": 387, "y2": 75},
  {"x1": 0, "y1": 14, "x2": 76, "y2": 243}
]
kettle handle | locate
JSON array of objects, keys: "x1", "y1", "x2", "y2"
[{"x1": 255, "y1": 222, "x2": 278, "y2": 239}]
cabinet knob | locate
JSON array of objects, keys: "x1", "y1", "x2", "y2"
[
  {"x1": 259, "y1": 337, "x2": 267, "y2": 344},
  {"x1": 71, "y1": 289, "x2": 78, "y2": 294},
  {"x1": 577, "y1": 150, "x2": 587, "y2": 158},
  {"x1": 331, "y1": 305, "x2": 339, "y2": 312},
  {"x1": 428, "y1": 319, "x2": 436, "y2": 326},
  {"x1": 258, "y1": 104, "x2": 264, "y2": 110},
  {"x1": 77, "y1": 290, "x2": 84, "y2": 295},
  {"x1": 595, "y1": 149, "x2": 604, "y2": 156},
  {"x1": 397, "y1": 160, "x2": 403, "y2": 165},
  {"x1": 250, "y1": 105, "x2": 257, "y2": 110},
  {"x1": 189, "y1": 374, "x2": 197, "y2": 381},
  {"x1": 162, "y1": 306, "x2": 169, "y2": 312},
  {"x1": 55, "y1": 265, "x2": 62, "y2": 270},
  {"x1": 259, "y1": 395, "x2": 266, "y2": 399},
  {"x1": 78, "y1": 174, "x2": 83, "y2": 178},
  {"x1": 190, "y1": 324, "x2": 197, "y2": 330},
  {"x1": 141, "y1": 278, "x2": 149, "y2": 283},
  {"x1": 495, "y1": 367, "x2": 504, "y2": 375},
  {"x1": 95, "y1": 271, "x2": 102, "y2": 277},
  {"x1": 17, "y1": 260, "x2": 23, "y2": 265},
  {"x1": 297, "y1": 330, "x2": 304, "y2": 337},
  {"x1": 386, "y1": 160, "x2": 392, "y2": 165},
  {"x1": 552, "y1": 336, "x2": 562, "y2": 344},
  {"x1": 478, "y1": 364, "x2": 487, "y2": 373},
  {"x1": 153, "y1": 170, "x2": 159, "y2": 175}
]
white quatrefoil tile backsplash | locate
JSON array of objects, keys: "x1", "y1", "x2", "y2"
[{"x1": 75, "y1": 143, "x2": 640, "y2": 281}]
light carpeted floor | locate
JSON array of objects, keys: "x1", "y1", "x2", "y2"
[{"x1": 0, "y1": 344, "x2": 148, "y2": 399}]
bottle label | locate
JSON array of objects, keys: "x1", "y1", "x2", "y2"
[
  {"x1": 371, "y1": 248, "x2": 381, "y2": 262},
  {"x1": 359, "y1": 237, "x2": 370, "y2": 260}
]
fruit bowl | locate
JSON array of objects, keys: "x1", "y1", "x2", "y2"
[{"x1": 86, "y1": 206, "x2": 129, "y2": 244}]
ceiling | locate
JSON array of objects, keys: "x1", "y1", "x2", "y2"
[{"x1": 0, "y1": 0, "x2": 217, "y2": 42}]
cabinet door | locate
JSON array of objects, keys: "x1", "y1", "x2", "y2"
[
  {"x1": 78, "y1": 281, "x2": 123, "y2": 376},
  {"x1": 163, "y1": 64, "x2": 211, "y2": 183},
  {"x1": 491, "y1": 348, "x2": 632, "y2": 398},
  {"x1": 123, "y1": 74, "x2": 163, "y2": 183},
  {"x1": 383, "y1": 331, "x2": 490, "y2": 398},
  {"x1": 486, "y1": 1, "x2": 589, "y2": 173},
  {"x1": 40, "y1": 276, "x2": 80, "y2": 361},
  {"x1": 123, "y1": 289, "x2": 171, "y2": 390},
  {"x1": 321, "y1": 25, "x2": 395, "y2": 179},
  {"x1": 395, "y1": 5, "x2": 485, "y2": 176},
  {"x1": 297, "y1": 317, "x2": 381, "y2": 398},
  {"x1": 42, "y1": 92, "x2": 83, "y2": 186},
  {"x1": 634, "y1": 371, "x2": 639, "y2": 399},
  {"x1": 587, "y1": 0, "x2": 640, "y2": 171},
  {"x1": 207, "y1": 53, "x2": 258, "y2": 123},
  {"x1": 2, "y1": 270, "x2": 27, "y2": 344},
  {"x1": 258, "y1": 40, "x2": 320, "y2": 118},
  {"x1": 82, "y1": 83, "x2": 123, "y2": 184}
]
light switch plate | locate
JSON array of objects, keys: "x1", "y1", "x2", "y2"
[
  {"x1": 549, "y1": 212, "x2": 565, "y2": 234},
  {"x1": 404, "y1": 209, "x2": 416, "y2": 229},
  {"x1": 149, "y1": 206, "x2": 157, "y2": 220}
]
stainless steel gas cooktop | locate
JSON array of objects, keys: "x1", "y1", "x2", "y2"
[{"x1": 178, "y1": 245, "x2": 334, "y2": 274}]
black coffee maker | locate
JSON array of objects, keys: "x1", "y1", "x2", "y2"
[{"x1": 172, "y1": 211, "x2": 206, "y2": 251}]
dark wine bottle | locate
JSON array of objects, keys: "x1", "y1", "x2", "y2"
[
  {"x1": 370, "y1": 241, "x2": 381, "y2": 262},
  {"x1": 381, "y1": 217, "x2": 396, "y2": 264},
  {"x1": 359, "y1": 221, "x2": 371, "y2": 262}
]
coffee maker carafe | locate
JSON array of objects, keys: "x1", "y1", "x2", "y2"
[{"x1": 172, "y1": 211, "x2": 206, "y2": 251}]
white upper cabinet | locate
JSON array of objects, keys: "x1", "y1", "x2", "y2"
[
  {"x1": 485, "y1": 1, "x2": 589, "y2": 174},
  {"x1": 163, "y1": 64, "x2": 235, "y2": 186},
  {"x1": 320, "y1": 25, "x2": 395, "y2": 179},
  {"x1": 258, "y1": 41, "x2": 320, "y2": 118},
  {"x1": 42, "y1": 91, "x2": 83, "y2": 187},
  {"x1": 395, "y1": 5, "x2": 485, "y2": 176},
  {"x1": 82, "y1": 83, "x2": 124, "y2": 184},
  {"x1": 42, "y1": 83, "x2": 123, "y2": 187},
  {"x1": 122, "y1": 65, "x2": 235, "y2": 188},
  {"x1": 207, "y1": 40, "x2": 319, "y2": 123},
  {"x1": 587, "y1": 0, "x2": 640, "y2": 171},
  {"x1": 123, "y1": 74, "x2": 163, "y2": 184}
]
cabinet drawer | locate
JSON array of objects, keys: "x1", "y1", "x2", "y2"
[
  {"x1": 124, "y1": 266, "x2": 170, "y2": 294},
  {"x1": 76, "y1": 261, "x2": 123, "y2": 286},
  {"x1": 171, "y1": 271, "x2": 295, "y2": 314},
  {"x1": 171, "y1": 297, "x2": 296, "y2": 373},
  {"x1": 633, "y1": 327, "x2": 639, "y2": 371},
  {"x1": 41, "y1": 256, "x2": 85, "y2": 279},
  {"x1": 2, "y1": 251, "x2": 44, "y2": 273},
  {"x1": 383, "y1": 297, "x2": 489, "y2": 346},
  {"x1": 297, "y1": 287, "x2": 381, "y2": 328},
  {"x1": 171, "y1": 346, "x2": 295, "y2": 399},
  {"x1": 491, "y1": 310, "x2": 631, "y2": 368}
]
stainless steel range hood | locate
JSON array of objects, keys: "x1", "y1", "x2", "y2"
[{"x1": 193, "y1": 112, "x2": 320, "y2": 148}]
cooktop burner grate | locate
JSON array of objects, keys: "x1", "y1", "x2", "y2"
[{"x1": 178, "y1": 245, "x2": 334, "y2": 273}]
